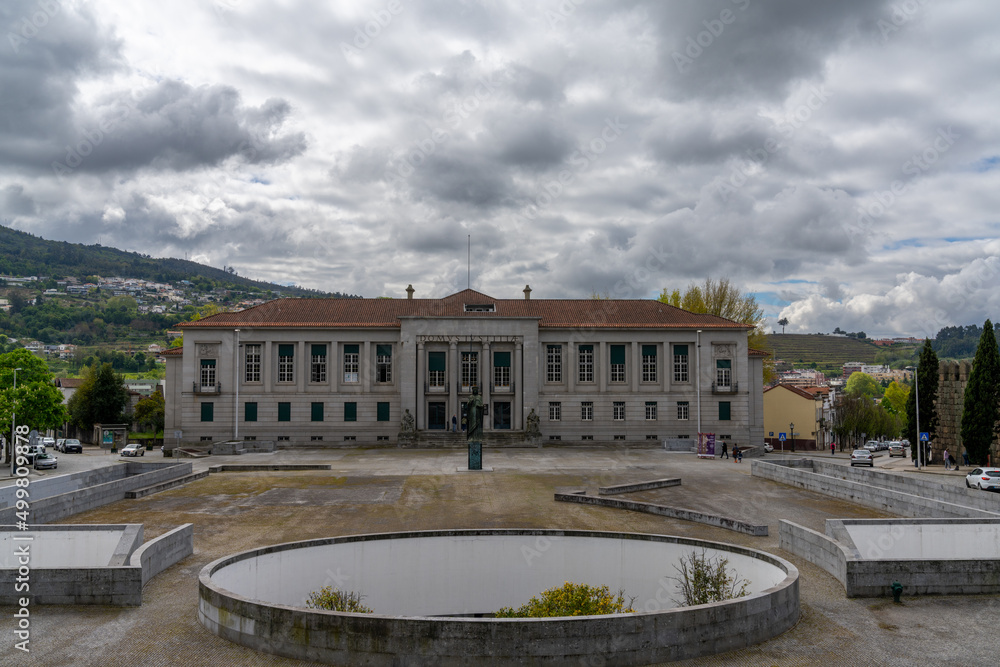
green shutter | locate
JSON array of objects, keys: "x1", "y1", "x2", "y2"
[
  {"x1": 719, "y1": 402, "x2": 731, "y2": 421},
  {"x1": 579, "y1": 344, "x2": 593, "y2": 353},
  {"x1": 244, "y1": 402, "x2": 257, "y2": 422},
  {"x1": 311, "y1": 344, "x2": 326, "y2": 357},
  {"x1": 278, "y1": 344, "x2": 294, "y2": 357},
  {"x1": 642, "y1": 345, "x2": 656, "y2": 357},
  {"x1": 344, "y1": 344, "x2": 359, "y2": 355},
  {"x1": 201, "y1": 402, "x2": 214, "y2": 422},
  {"x1": 494, "y1": 351, "x2": 510, "y2": 368},
  {"x1": 311, "y1": 402, "x2": 323, "y2": 422},
  {"x1": 278, "y1": 402, "x2": 291, "y2": 422},
  {"x1": 674, "y1": 344, "x2": 688, "y2": 356},
  {"x1": 428, "y1": 351, "x2": 446, "y2": 372},
  {"x1": 717, "y1": 359, "x2": 731, "y2": 369},
  {"x1": 377, "y1": 402, "x2": 390, "y2": 422},
  {"x1": 344, "y1": 402, "x2": 357, "y2": 422},
  {"x1": 376, "y1": 344, "x2": 392, "y2": 357},
  {"x1": 200, "y1": 359, "x2": 216, "y2": 367},
  {"x1": 610, "y1": 345, "x2": 625, "y2": 365}
]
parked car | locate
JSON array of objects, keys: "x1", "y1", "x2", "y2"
[
  {"x1": 62, "y1": 438, "x2": 83, "y2": 454},
  {"x1": 888, "y1": 443, "x2": 905, "y2": 457},
  {"x1": 965, "y1": 468, "x2": 1000, "y2": 491},
  {"x1": 864, "y1": 441, "x2": 879, "y2": 452},
  {"x1": 851, "y1": 449, "x2": 875, "y2": 467},
  {"x1": 18, "y1": 444, "x2": 45, "y2": 464},
  {"x1": 120, "y1": 442, "x2": 145, "y2": 457},
  {"x1": 40, "y1": 436, "x2": 55, "y2": 451},
  {"x1": 33, "y1": 452, "x2": 58, "y2": 470},
  {"x1": 763, "y1": 442, "x2": 774, "y2": 453},
  {"x1": 55, "y1": 438, "x2": 66, "y2": 452}
]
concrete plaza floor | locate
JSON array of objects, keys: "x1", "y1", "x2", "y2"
[{"x1": 9, "y1": 446, "x2": 1000, "y2": 666}]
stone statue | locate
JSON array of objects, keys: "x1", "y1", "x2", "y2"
[
  {"x1": 466, "y1": 386, "x2": 484, "y2": 442},
  {"x1": 526, "y1": 409, "x2": 540, "y2": 438},
  {"x1": 398, "y1": 409, "x2": 416, "y2": 448}
]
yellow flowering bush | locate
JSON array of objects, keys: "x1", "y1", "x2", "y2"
[
  {"x1": 305, "y1": 587, "x2": 373, "y2": 613},
  {"x1": 494, "y1": 582, "x2": 635, "y2": 618}
]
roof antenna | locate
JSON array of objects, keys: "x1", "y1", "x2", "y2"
[{"x1": 467, "y1": 234, "x2": 471, "y2": 290}]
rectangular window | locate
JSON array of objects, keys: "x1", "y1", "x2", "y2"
[
  {"x1": 200, "y1": 402, "x2": 214, "y2": 422},
  {"x1": 377, "y1": 402, "x2": 390, "y2": 422},
  {"x1": 278, "y1": 344, "x2": 294, "y2": 383},
  {"x1": 645, "y1": 401, "x2": 657, "y2": 421},
  {"x1": 546, "y1": 344, "x2": 562, "y2": 382},
  {"x1": 493, "y1": 351, "x2": 510, "y2": 390},
  {"x1": 428, "y1": 351, "x2": 446, "y2": 387},
  {"x1": 311, "y1": 344, "x2": 327, "y2": 383},
  {"x1": 549, "y1": 402, "x2": 561, "y2": 421},
  {"x1": 578, "y1": 344, "x2": 594, "y2": 383},
  {"x1": 677, "y1": 401, "x2": 690, "y2": 420},
  {"x1": 311, "y1": 402, "x2": 324, "y2": 422},
  {"x1": 278, "y1": 402, "x2": 291, "y2": 422},
  {"x1": 461, "y1": 351, "x2": 478, "y2": 390},
  {"x1": 200, "y1": 359, "x2": 216, "y2": 388},
  {"x1": 343, "y1": 344, "x2": 359, "y2": 383},
  {"x1": 642, "y1": 345, "x2": 657, "y2": 383},
  {"x1": 673, "y1": 345, "x2": 689, "y2": 382},
  {"x1": 716, "y1": 359, "x2": 732, "y2": 387},
  {"x1": 613, "y1": 401, "x2": 625, "y2": 421},
  {"x1": 244, "y1": 402, "x2": 257, "y2": 422},
  {"x1": 376, "y1": 344, "x2": 392, "y2": 383},
  {"x1": 244, "y1": 344, "x2": 261, "y2": 383},
  {"x1": 610, "y1": 345, "x2": 626, "y2": 383},
  {"x1": 581, "y1": 401, "x2": 593, "y2": 421},
  {"x1": 344, "y1": 402, "x2": 357, "y2": 422},
  {"x1": 719, "y1": 401, "x2": 731, "y2": 421}
]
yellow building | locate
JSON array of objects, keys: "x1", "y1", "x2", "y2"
[{"x1": 763, "y1": 384, "x2": 823, "y2": 451}]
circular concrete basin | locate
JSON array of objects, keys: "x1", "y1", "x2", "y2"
[{"x1": 199, "y1": 529, "x2": 799, "y2": 665}]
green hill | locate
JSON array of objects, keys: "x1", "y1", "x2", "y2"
[
  {"x1": 0, "y1": 224, "x2": 351, "y2": 298},
  {"x1": 767, "y1": 334, "x2": 882, "y2": 374}
]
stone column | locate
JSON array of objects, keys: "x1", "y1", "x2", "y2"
[
  {"x1": 416, "y1": 341, "x2": 425, "y2": 430},
  {"x1": 362, "y1": 341, "x2": 371, "y2": 393},
  {"x1": 514, "y1": 341, "x2": 523, "y2": 430},
  {"x1": 598, "y1": 342, "x2": 608, "y2": 393},
  {"x1": 449, "y1": 339, "x2": 459, "y2": 425},
  {"x1": 631, "y1": 342, "x2": 639, "y2": 392},
  {"x1": 482, "y1": 341, "x2": 491, "y2": 431},
  {"x1": 566, "y1": 342, "x2": 575, "y2": 393}
]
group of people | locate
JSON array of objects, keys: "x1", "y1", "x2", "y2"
[{"x1": 719, "y1": 442, "x2": 743, "y2": 463}]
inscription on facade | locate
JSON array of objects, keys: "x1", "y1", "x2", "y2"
[{"x1": 198, "y1": 344, "x2": 220, "y2": 357}]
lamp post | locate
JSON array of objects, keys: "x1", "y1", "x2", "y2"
[
  {"x1": 10, "y1": 367, "x2": 21, "y2": 476},
  {"x1": 790, "y1": 422, "x2": 795, "y2": 452}
]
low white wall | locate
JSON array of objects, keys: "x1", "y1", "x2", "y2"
[
  {"x1": 211, "y1": 533, "x2": 787, "y2": 616},
  {"x1": 844, "y1": 522, "x2": 1000, "y2": 560},
  {"x1": 0, "y1": 529, "x2": 125, "y2": 567}
]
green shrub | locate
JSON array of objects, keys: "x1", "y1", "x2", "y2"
[
  {"x1": 672, "y1": 550, "x2": 749, "y2": 607},
  {"x1": 495, "y1": 582, "x2": 635, "y2": 618},
  {"x1": 305, "y1": 587, "x2": 373, "y2": 613}
]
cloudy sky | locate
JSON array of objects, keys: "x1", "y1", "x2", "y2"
[{"x1": 2, "y1": 0, "x2": 999, "y2": 337}]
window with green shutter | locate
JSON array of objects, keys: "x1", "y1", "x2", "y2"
[
  {"x1": 311, "y1": 402, "x2": 323, "y2": 422},
  {"x1": 201, "y1": 402, "x2": 214, "y2": 422},
  {"x1": 493, "y1": 351, "x2": 511, "y2": 390},
  {"x1": 673, "y1": 344, "x2": 689, "y2": 382},
  {"x1": 311, "y1": 345, "x2": 327, "y2": 383},
  {"x1": 610, "y1": 344, "x2": 625, "y2": 383},
  {"x1": 376, "y1": 344, "x2": 392, "y2": 383},
  {"x1": 278, "y1": 344, "x2": 295, "y2": 383},
  {"x1": 428, "y1": 351, "x2": 446, "y2": 387},
  {"x1": 244, "y1": 402, "x2": 257, "y2": 422},
  {"x1": 344, "y1": 402, "x2": 357, "y2": 422},
  {"x1": 716, "y1": 359, "x2": 732, "y2": 388},
  {"x1": 343, "y1": 344, "x2": 359, "y2": 382},
  {"x1": 642, "y1": 345, "x2": 657, "y2": 382},
  {"x1": 377, "y1": 402, "x2": 390, "y2": 422},
  {"x1": 278, "y1": 402, "x2": 291, "y2": 422},
  {"x1": 719, "y1": 401, "x2": 731, "y2": 421}
]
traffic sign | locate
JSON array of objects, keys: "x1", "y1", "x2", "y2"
[
  {"x1": 919, "y1": 432, "x2": 930, "y2": 441},
  {"x1": 778, "y1": 433, "x2": 787, "y2": 441},
  {"x1": 769, "y1": 432, "x2": 774, "y2": 437}
]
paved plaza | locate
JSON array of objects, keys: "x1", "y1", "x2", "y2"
[{"x1": 8, "y1": 446, "x2": 999, "y2": 666}]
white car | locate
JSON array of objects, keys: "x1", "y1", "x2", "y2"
[
  {"x1": 966, "y1": 468, "x2": 1000, "y2": 491},
  {"x1": 41, "y1": 437, "x2": 55, "y2": 451},
  {"x1": 864, "y1": 441, "x2": 879, "y2": 452},
  {"x1": 851, "y1": 449, "x2": 874, "y2": 467},
  {"x1": 120, "y1": 442, "x2": 145, "y2": 457},
  {"x1": 763, "y1": 442, "x2": 774, "y2": 453}
]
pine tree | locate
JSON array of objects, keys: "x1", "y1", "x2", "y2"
[
  {"x1": 960, "y1": 320, "x2": 1000, "y2": 465},
  {"x1": 905, "y1": 339, "x2": 938, "y2": 461}
]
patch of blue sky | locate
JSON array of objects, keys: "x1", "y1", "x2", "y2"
[
  {"x1": 754, "y1": 291, "x2": 790, "y2": 307},
  {"x1": 973, "y1": 155, "x2": 999, "y2": 172},
  {"x1": 882, "y1": 238, "x2": 924, "y2": 250}
]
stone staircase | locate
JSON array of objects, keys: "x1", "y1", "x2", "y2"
[{"x1": 414, "y1": 430, "x2": 536, "y2": 448}]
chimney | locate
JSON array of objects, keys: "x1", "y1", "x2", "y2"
[
  {"x1": 523, "y1": 284, "x2": 532, "y2": 300},
  {"x1": 405, "y1": 284, "x2": 415, "y2": 300}
]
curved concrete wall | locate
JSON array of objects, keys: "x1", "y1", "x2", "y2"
[{"x1": 200, "y1": 529, "x2": 799, "y2": 665}]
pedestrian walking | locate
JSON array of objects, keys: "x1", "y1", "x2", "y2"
[
  {"x1": 733, "y1": 444, "x2": 742, "y2": 463},
  {"x1": 943, "y1": 449, "x2": 951, "y2": 470},
  {"x1": 831, "y1": 442, "x2": 835, "y2": 456},
  {"x1": 720, "y1": 442, "x2": 729, "y2": 459},
  {"x1": 963, "y1": 450, "x2": 971, "y2": 467}
]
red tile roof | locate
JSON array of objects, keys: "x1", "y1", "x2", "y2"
[
  {"x1": 179, "y1": 289, "x2": 751, "y2": 330},
  {"x1": 764, "y1": 383, "x2": 821, "y2": 400}
]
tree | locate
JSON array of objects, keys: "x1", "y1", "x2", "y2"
[
  {"x1": 882, "y1": 381, "x2": 910, "y2": 415},
  {"x1": 67, "y1": 363, "x2": 130, "y2": 431},
  {"x1": 905, "y1": 339, "x2": 939, "y2": 461},
  {"x1": 658, "y1": 278, "x2": 775, "y2": 382},
  {"x1": 960, "y1": 320, "x2": 1000, "y2": 465},
  {"x1": 778, "y1": 318, "x2": 789, "y2": 334},
  {"x1": 845, "y1": 372, "x2": 880, "y2": 399},
  {"x1": 133, "y1": 392, "x2": 165, "y2": 434},
  {"x1": 0, "y1": 349, "x2": 69, "y2": 463}
]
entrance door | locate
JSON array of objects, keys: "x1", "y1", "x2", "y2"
[
  {"x1": 493, "y1": 402, "x2": 511, "y2": 429},
  {"x1": 428, "y1": 402, "x2": 447, "y2": 430}
]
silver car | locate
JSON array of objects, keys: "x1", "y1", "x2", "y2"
[{"x1": 851, "y1": 449, "x2": 875, "y2": 467}]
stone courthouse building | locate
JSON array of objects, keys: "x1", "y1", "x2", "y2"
[{"x1": 164, "y1": 287, "x2": 765, "y2": 448}]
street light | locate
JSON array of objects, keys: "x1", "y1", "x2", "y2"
[
  {"x1": 10, "y1": 367, "x2": 21, "y2": 475},
  {"x1": 790, "y1": 422, "x2": 795, "y2": 453}
]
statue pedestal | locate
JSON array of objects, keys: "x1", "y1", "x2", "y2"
[{"x1": 468, "y1": 441, "x2": 482, "y2": 470}]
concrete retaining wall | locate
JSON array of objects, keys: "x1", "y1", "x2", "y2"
[
  {"x1": 199, "y1": 530, "x2": 799, "y2": 666},
  {"x1": 598, "y1": 478, "x2": 681, "y2": 495},
  {"x1": 556, "y1": 493, "x2": 768, "y2": 536},
  {"x1": 779, "y1": 520, "x2": 848, "y2": 587},
  {"x1": 751, "y1": 460, "x2": 1000, "y2": 519},
  {"x1": 130, "y1": 523, "x2": 194, "y2": 586}
]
